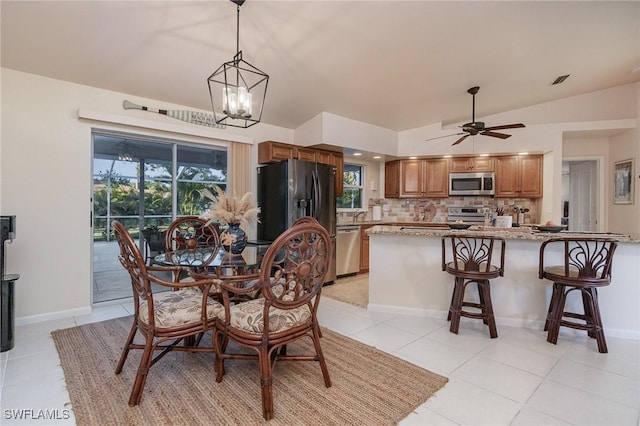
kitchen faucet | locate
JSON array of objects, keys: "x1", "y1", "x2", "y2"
[{"x1": 353, "y1": 209, "x2": 366, "y2": 223}]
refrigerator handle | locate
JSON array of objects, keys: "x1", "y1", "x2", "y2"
[{"x1": 312, "y1": 169, "x2": 321, "y2": 220}]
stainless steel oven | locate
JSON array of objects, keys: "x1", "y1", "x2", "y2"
[
  {"x1": 447, "y1": 207, "x2": 489, "y2": 223},
  {"x1": 449, "y1": 172, "x2": 495, "y2": 196}
]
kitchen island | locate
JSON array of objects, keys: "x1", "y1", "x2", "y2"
[{"x1": 367, "y1": 226, "x2": 640, "y2": 339}]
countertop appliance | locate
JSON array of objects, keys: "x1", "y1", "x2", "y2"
[
  {"x1": 257, "y1": 159, "x2": 336, "y2": 283},
  {"x1": 336, "y1": 225, "x2": 360, "y2": 276},
  {"x1": 449, "y1": 172, "x2": 495, "y2": 196},
  {"x1": 447, "y1": 206, "x2": 488, "y2": 223}
]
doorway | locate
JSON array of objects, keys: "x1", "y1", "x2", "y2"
[
  {"x1": 562, "y1": 158, "x2": 603, "y2": 232},
  {"x1": 91, "y1": 130, "x2": 227, "y2": 303}
]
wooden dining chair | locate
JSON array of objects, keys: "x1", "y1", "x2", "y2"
[
  {"x1": 164, "y1": 216, "x2": 221, "y2": 281},
  {"x1": 165, "y1": 216, "x2": 220, "y2": 252},
  {"x1": 111, "y1": 221, "x2": 223, "y2": 406},
  {"x1": 292, "y1": 216, "x2": 320, "y2": 226},
  {"x1": 213, "y1": 221, "x2": 332, "y2": 420},
  {"x1": 141, "y1": 227, "x2": 167, "y2": 266}
]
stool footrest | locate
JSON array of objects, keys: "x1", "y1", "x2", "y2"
[{"x1": 459, "y1": 310, "x2": 493, "y2": 320}]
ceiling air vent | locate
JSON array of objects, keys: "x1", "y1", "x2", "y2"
[{"x1": 552, "y1": 74, "x2": 570, "y2": 85}]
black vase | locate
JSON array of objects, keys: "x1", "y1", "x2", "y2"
[{"x1": 220, "y1": 223, "x2": 247, "y2": 254}]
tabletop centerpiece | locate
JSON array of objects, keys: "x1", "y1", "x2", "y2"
[{"x1": 200, "y1": 185, "x2": 260, "y2": 255}]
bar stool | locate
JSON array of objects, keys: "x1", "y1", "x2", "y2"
[
  {"x1": 441, "y1": 235, "x2": 505, "y2": 338},
  {"x1": 539, "y1": 238, "x2": 618, "y2": 353}
]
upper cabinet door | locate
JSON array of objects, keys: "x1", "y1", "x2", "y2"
[
  {"x1": 450, "y1": 157, "x2": 494, "y2": 172},
  {"x1": 384, "y1": 161, "x2": 400, "y2": 198},
  {"x1": 472, "y1": 157, "x2": 494, "y2": 172},
  {"x1": 495, "y1": 155, "x2": 542, "y2": 198},
  {"x1": 495, "y1": 156, "x2": 520, "y2": 197},
  {"x1": 258, "y1": 141, "x2": 295, "y2": 164},
  {"x1": 424, "y1": 159, "x2": 449, "y2": 197},
  {"x1": 519, "y1": 155, "x2": 543, "y2": 198},
  {"x1": 399, "y1": 160, "x2": 425, "y2": 197},
  {"x1": 296, "y1": 148, "x2": 317, "y2": 162}
]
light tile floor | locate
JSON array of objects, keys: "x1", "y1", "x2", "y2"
[{"x1": 1, "y1": 279, "x2": 639, "y2": 425}]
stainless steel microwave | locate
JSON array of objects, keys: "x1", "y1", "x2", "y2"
[{"x1": 449, "y1": 172, "x2": 495, "y2": 196}]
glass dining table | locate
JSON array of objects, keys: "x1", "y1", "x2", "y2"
[{"x1": 154, "y1": 243, "x2": 271, "y2": 284}]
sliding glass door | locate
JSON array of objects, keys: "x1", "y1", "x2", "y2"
[{"x1": 92, "y1": 130, "x2": 227, "y2": 303}]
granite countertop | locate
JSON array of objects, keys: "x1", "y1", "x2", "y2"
[
  {"x1": 338, "y1": 220, "x2": 449, "y2": 227},
  {"x1": 366, "y1": 224, "x2": 640, "y2": 244}
]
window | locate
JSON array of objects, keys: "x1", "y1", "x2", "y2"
[
  {"x1": 337, "y1": 163, "x2": 363, "y2": 209},
  {"x1": 92, "y1": 130, "x2": 227, "y2": 303}
]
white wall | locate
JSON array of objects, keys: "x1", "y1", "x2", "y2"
[
  {"x1": 0, "y1": 68, "x2": 292, "y2": 321},
  {"x1": 302, "y1": 112, "x2": 398, "y2": 155},
  {"x1": 610, "y1": 132, "x2": 640, "y2": 234}
]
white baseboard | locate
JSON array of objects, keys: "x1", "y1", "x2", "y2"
[
  {"x1": 15, "y1": 306, "x2": 92, "y2": 326},
  {"x1": 367, "y1": 303, "x2": 640, "y2": 340}
]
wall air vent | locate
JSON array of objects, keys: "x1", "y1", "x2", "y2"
[{"x1": 552, "y1": 74, "x2": 570, "y2": 85}]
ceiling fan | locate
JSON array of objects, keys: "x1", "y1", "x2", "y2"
[{"x1": 426, "y1": 86, "x2": 525, "y2": 146}]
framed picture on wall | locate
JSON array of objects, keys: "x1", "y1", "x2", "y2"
[{"x1": 613, "y1": 159, "x2": 634, "y2": 205}]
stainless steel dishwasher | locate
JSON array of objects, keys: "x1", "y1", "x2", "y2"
[{"x1": 336, "y1": 225, "x2": 361, "y2": 276}]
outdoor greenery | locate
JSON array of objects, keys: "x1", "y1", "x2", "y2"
[
  {"x1": 337, "y1": 164, "x2": 363, "y2": 209},
  {"x1": 93, "y1": 163, "x2": 226, "y2": 241}
]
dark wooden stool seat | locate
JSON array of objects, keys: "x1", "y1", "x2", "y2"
[
  {"x1": 441, "y1": 235, "x2": 505, "y2": 338},
  {"x1": 539, "y1": 238, "x2": 618, "y2": 353}
]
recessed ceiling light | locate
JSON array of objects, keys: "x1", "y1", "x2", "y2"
[
  {"x1": 479, "y1": 153, "x2": 489, "y2": 157},
  {"x1": 409, "y1": 156, "x2": 417, "y2": 159},
  {"x1": 443, "y1": 155, "x2": 452, "y2": 158},
  {"x1": 353, "y1": 152, "x2": 362, "y2": 156},
  {"x1": 518, "y1": 152, "x2": 529, "y2": 156},
  {"x1": 373, "y1": 155, "x2": 381, "y2": 159}
]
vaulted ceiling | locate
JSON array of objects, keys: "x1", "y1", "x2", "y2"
[{"x1": 2, "y1": 1, "x2": 639, "y2": 132}]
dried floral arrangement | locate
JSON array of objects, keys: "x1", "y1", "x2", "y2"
[{"x1": 200, "y1": 185, "x2": 260, "y2": 227}]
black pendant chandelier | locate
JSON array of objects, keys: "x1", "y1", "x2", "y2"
[{"x1": 207, "y1": 0, "x2": 269, "y2": 129}]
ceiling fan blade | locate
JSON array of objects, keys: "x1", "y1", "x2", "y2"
[
  {"x1": 484, "y1": 123, "x2": 525, "y2": 131},
  {"x1": 425, "y1": 132, "x2": 465, "y2": 142},
  {"x1": 481, "y1": 131, "x2": 511, "y2": 139},
  {"x1": 452, "y1": 134, "x2": 470, "y2": 146}
]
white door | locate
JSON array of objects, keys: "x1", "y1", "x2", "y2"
[{"x1": 569, "y1": 161, "x2": 598, "y2": 231}]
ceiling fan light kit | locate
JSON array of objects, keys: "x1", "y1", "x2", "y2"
[
  {"x1": 426, "y1": 86, "x2": 525, "y2": 146},
  {"x1": 207, "y1": 0, "x2": 269, "y2": 129}
]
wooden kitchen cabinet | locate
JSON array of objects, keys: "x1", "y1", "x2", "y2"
[
  {"x1": 329, "y1": 151, "x2": 344, "y2": 196},
  {"x1": 258, "y1": 141, "x2": 295, "y2": 164},
  {"x1": 424, "y1": 158, "x2": 449, "y2": 197},
  {"x1": 495, "y1": 154, "x2": 543, "y2": 198},
  {"x1": 386, "y1": 158, "x2": 448, "y2": 198},
  {"x1": 384, "y1": 161, "x2": 400, "y2": 198},
  {"x1": 359, "y1": 224, "x2": 373, "y2": 272},
  {"x1": 449, "y1": 156, "x2": 494, "y2": 172},
  {"x1": 400, "y1": 159, "x2": 424, "y2": 197},
  {"x1": 296, "y1": 147, "x2": 317, "y2": 162},
  {"x1": 257, "y1": 141, "x2": 344, "y2": 196}
]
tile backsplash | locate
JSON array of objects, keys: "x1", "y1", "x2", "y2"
[{"x1": 338, "y1": 197, "x2": 539, "y2": 224}]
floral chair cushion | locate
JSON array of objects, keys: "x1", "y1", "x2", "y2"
[
  {"x1": 224, "y1": 298, "x2": 311, "y2": 334},
  {"x1": 140, "y1": 288, "x2": 223, "y2": 328}
]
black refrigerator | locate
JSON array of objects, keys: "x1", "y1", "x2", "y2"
[{"x1": 257, "y1": 159, "x2": 336, "y2": 283}]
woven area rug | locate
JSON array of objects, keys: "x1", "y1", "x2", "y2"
[
  {"x1": 322, "y1": 274, "x2": 369, "y2": 308},
  {"x1": 52, "y1": 316, "x2": 447, "y2": 425}
]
